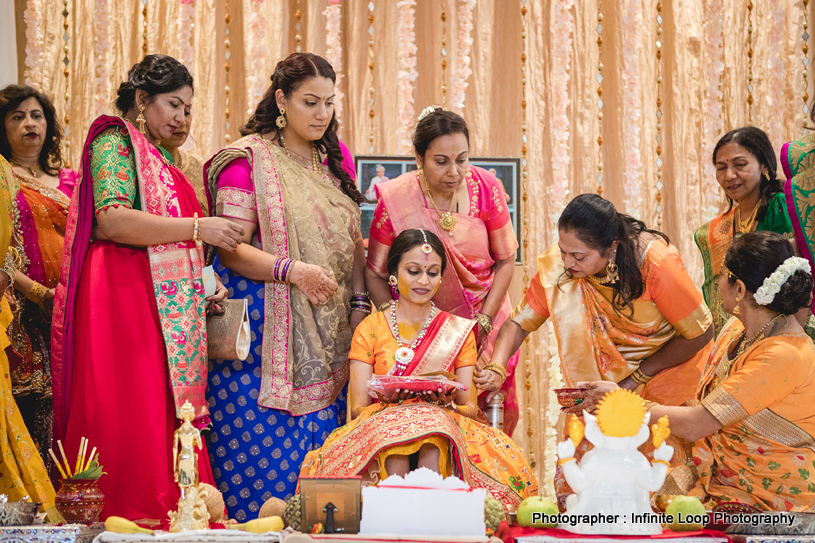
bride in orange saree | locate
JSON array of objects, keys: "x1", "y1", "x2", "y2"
[{"x1": 302, "y1": 229, "x2": 536, "y2": 510}]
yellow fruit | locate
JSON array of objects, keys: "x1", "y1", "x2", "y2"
[
  {"x1": 104, "y1": 516, "x2": 154, "y2": 535},
  {"x1": 234, "y1": 515, "x2": 285, "y2": 533}
]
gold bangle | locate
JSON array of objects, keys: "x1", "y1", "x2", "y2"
[
  {"x1": 557, "y1": 457, "x2": 576, "y2": 466},
  {"x1": 482, "y1": 362, "x2": 507, "y2": 383},
  {"x1": 643, "y1": 400, "x2": 657, "y2": 412},
  {"x1": 25, "y1": 281, "x2": 48, "y2": 304},
  {"x1": 652, "y1": 459, "x2": 670, "y2": 467},
  {"x1": 378, "y1": 301, "x2": 393, "y2": 313},
  {"x1": 630, "y1": 368, "x2": 653, "y2": 385},
  {"x1": 475, "y1": 313, "x2": 494, "y2": 335},
  {"x1": 192, "y1": 213, "x2": 201, "y2": 243}
]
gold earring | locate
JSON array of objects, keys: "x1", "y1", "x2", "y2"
[
  {"x1": 733, "y1": 296, "x2": 741, "y2": 316},
  {"x1": 136, "y1": 104, "x2": 146, "y2": 134},
  {"x1": 605, "y1": 252, "x2": 620, "y2": 283},
  {"x1": 764, "y1": 171, "x2": 770, "y2": 182},
  {"x1": 276, "y1": 108, "x2": 287, "y2": 129},
  {"x1": 388, "y1": 275, "x2": 398, "y2": 287}
]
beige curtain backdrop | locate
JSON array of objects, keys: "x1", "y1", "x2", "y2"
[{"x1": 13, "y1": 0, "x2": 814, "y2": 495}]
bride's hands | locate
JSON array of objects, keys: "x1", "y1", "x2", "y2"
[{"x1": 289, "y1": 261, "x2": 338, "y2": 305}]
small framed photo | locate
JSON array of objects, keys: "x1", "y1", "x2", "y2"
[
  {"x1": 354, "y1": 155, "x2": 523, "y2": 264},
  {"x1": 300, "y1": 476, "x2": 362, "y2": 534}
]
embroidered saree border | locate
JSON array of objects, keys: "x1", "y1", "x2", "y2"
[
  {"x1": 207, "y1": 136, "x2": 349, "y2": 415},
  {"x1": 127, "y1": 120, "x2": 208, "y2": 419},
  {"x1": 701, "y1": 386, "x2": 749, "y2": 427},
  {"x1": 414, "y1": 315, "x2": 476, "y2": 375}
]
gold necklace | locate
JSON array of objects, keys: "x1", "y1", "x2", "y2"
[
  {"x1": 420, "y1": 170, "x2": 456, "y2": 234},
  {"x1": 736, "y1": 202, "x2": 759, "y2": 234},
  {"x1": 733, "y1": 314, "x2": 784, "y2": 360},
  {"x1": 279, "y1": 135, "x2": 321, "y2": 173},
  {"x1": 10, "y1": 160, "x2": 39, "y2": 177}
]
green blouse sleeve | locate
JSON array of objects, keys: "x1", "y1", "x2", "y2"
[
  {"x1": 757, "y1": 192, "x2": 793, "y2": 236},
  {"x1": 91, "y1": 127, "x2": 139, "y2": 214}
]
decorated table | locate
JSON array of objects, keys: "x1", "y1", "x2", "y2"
[{"x1": 0, "y1": 522, "x2": 105, "y2": 543}]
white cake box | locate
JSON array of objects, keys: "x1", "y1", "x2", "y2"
[{"x1": 360, "y1": 467, "x2": 486, "y2": 537}]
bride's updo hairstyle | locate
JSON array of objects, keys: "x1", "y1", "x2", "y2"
[
  {"x1": 115, "y1": 54, "x2": 193, "y2": 115},
  {"x1": 557, "y1": 193, "x2": 669, "y2": 313},
  {"x1": 241, "y1": 52, "x2": 363, "y2": 205},
  {"x1": 723, "y1": 231, "x2": 813, "y2": 315},
  {"x1": 387, "y1": 229, "x2": 447, "y2": 278}
]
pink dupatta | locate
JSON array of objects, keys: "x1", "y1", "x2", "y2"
[{"x1": 52, "y1": 116, "x2": 208, "y2": 441}]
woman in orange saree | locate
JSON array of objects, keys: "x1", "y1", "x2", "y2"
[
  {"x1": 302, "y1": 230, "x2": 536, "y2": 510},
  {"x1": 365, "y1": 108, "x2": 520, "y2": 436},
  {"x1": 0, "y1": 85, "x2": 79, "y2": 466},
  {"x1": 487, "y1": 194, "x2": 713, "y2": 503},
  {"x1": 578, "y1": 232, "x2": 815, "y2": 512}
]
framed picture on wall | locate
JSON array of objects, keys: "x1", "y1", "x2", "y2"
[{"x1": 354, "y1": 155, "x2": 522, "y2": 264}]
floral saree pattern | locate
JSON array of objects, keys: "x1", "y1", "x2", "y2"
[{"x1": 662, "y1": 318, "x2": 815, "y2": 511}]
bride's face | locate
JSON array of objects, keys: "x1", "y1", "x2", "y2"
[{"x1": 396, "y1": 245, "x2": 443, "y2": 305}]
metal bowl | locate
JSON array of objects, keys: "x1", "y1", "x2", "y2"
[{"x1": 0, "y1": 501, "x2": 41, "y2": 526}]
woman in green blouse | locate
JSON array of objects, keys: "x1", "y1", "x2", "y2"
[
  {"x1": 694, "y1": 126, "x2": 792, "y2": 335},
  {"x1": 51, "y1": 55, "x2": 241, "y2": 521}
]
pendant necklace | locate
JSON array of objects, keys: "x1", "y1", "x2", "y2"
[
  {"x1": 279, "y1": 135, "x2": 321, "y2": 172},
  {"x1": 389, "y1": 300, "x2": 436, "y2": 374},
  {"x1": 734, "y1": 202, "x2": 759, "y2": 239},
  {"x1": 420, "y1": 170, "x2": 456, "y2": 235},
  {"x1": 10, "y1": 160, "x2": 39, "y2": 178}
]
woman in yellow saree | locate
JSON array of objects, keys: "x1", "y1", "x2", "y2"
[
  {"x1": 300, "y1": 229, "x2": 537, "y2": 510},
  {"x1": 0, "y1": 154, "x2": 55, "y2": 512},
  {"x1": 695, "y1": 127, "x2": 792, "y2": 335},
  {"x1": 577, "y1": 232, "x2": 815, "y2": 512}
]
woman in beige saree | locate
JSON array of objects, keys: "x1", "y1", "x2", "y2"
[{"x1": 205, "y1": 52, "x2": 366, "y2": 521}]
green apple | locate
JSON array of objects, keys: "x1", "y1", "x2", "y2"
[
  {"x1": 516, "y1": 496, "x2": 559, "y2": 528},
  {"x1": 666, "y1": 495, "x2": 707, "y2": 531}
]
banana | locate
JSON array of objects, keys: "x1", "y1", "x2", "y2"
[
  {"x1": 104, "y1": 516, "x2": 154, "y2": 535},
  {"x1": 233, "y1": 515, "x2": 285, "y2": 533}
]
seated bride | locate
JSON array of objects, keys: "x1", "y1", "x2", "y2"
[
  {"x1": 299, "y1": 229, "x2": 537, "y2": 509},
  {"x1": 572, "y1": 231, "x2": 815, "y2": 512}
]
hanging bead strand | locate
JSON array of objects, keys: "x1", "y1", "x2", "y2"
[
  {"x1": 441, "y1": 1, "x2": 448, "y2": 106},
  {"x1": 367, "y1": 1, "x2": 375, "y2": 154},
  {"x1": 655, "y1": 0, "x2": 664, "y2": 228},
  {"x1": 804, "y1": 0, "x2": 810, "y2": 130},
  {"x1": 520, "y1": 0, "x2": 535, "y2": 469},
  {"x1": 62, "y1": 0, "x2": 71, "y2": 168},
  {"x1": 295, "y1": 0, "x2": 302, "y2": 53},
  {"x1": 141, "y1": 0, "x2": 148, "y2": 55},
  {"x1": 224, "y1": 0, "x2": 231, "y2": 144},
  {"x1": 596, "y1": 2, "x2": 604, "y2": 195},
  {"x1": 747, "y1": 0, "x2": 754, "y2": 123}
]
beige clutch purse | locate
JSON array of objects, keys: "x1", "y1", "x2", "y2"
[{"x1": 207, "y1": 298, "x2": 251, "y2": 361}]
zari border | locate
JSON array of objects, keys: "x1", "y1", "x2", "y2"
[
  {"x1": 701, "y1": 385, "x2": 748, "y2": 427},
  {"x1": 743, "y1": 409, "x2": 815, "y2": 451},
  {"x1": 412, "y1": 315, "x2": 476, "y2": 375}
]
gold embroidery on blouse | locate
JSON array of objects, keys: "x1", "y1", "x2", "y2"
[{"x1": 491, "y1": 185, "x2": 504, "y2": 213}]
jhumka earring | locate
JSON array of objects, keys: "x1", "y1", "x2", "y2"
[
  {"x1": 597, "y1": 250, "x2": 619, "y2": 284},
  {"x1": 276, "y1": 108, "x2": 287, "y2": 129},
  {"x1": 388, "y1": 275, "x2": 398, "y2": 287},
  {"x1": 136, "y1": 104, "x2": 147, "y2": 134},
  {"x1": 733, "y1": 296, "x2": 741, "y2": 316}
]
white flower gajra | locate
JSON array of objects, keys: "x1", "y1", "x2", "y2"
[
  {"x1": 418, "y1": 106, "x2": 441, "y2": 122},
  {"x1": 753, "y1": 257, "x2": 811, "y2": 306}
]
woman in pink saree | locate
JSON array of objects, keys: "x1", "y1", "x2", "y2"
[
  {"x1": 51, "y1": 55, "x2": 241, "y2": 522},
  {"x1": 365, "y1": 108, "x2": 520, "y2": 435}
]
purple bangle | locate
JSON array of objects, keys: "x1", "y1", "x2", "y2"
[
  {"x1": 273, "y1": 259, "x2": 283, "y2": 281},
  {"x1": 282, "y1": 259, "x2": 293, "y2": 283}
]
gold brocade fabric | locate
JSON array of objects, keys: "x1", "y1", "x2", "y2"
[
  {"x1": 180, "y1": 151, "x2": 208, "y2": 216},
  {"x1": 208, "y1": 136, "x2": 359, "y2": 415}
]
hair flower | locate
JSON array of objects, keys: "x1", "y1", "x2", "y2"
[
  {"x1": 753, "y1": 256, "x2": 812, "y2": 306},
  {"x1": 417, "y1": 106, "x2": 442, "y2": 122}
]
